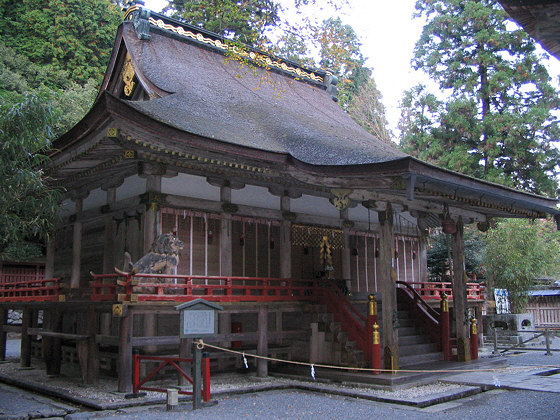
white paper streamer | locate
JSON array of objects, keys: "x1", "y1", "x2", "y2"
[
  {"x1": 310, "y1": 364, "x2": 316, "y2": 380},
  {"x1": 243, "y1": 353, "x2": 248, "y2": 369}
]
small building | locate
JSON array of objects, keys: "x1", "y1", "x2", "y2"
[{"x1": 1, "y1": 3, "x2": 559, "y2": 391}]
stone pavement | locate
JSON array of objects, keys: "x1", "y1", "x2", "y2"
[{"x1": 442, "y1": 350, "x2": 560, "y2": 393}]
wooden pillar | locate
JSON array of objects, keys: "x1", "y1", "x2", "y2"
[
  {"x1": 102, "y1": 186, "x2": 117, "y2": 274},
  {"x1": 118, "y1": 310, "x2": 133, "y2": 393},
  {"x1": 0, "y1": 309, "x2": 6, "y2": 361},
  {"x1": 77, "y1": 305, "x2": 99, "y2": 384},
  {"x1": 418, "y1": 229, "x2": 428, "y2": 282},
  {"x1": 257, "y1": 305, "x2": 268, "y2": 377},
  {"x1": 280, "y1": 195, "x2": 291, "y2": 278},
  {"x1": 378, "y1": 203, "x2": 399, "y2": 370},
  {"x1": 341, "y1": 209, "x2": 352, "y2": 293},
  {"x1": 144, "y1": 174, "x2": 162, "y2": 250},
  {"x1": 178, "y1": 337, "x2": 192, "y2": 386},
  {"x1": 101, "y1": 186, "x2": 117, "y2": 336},
  {"x1": 218, "y1": 312, "x2": 231, "y2": 370},
  {"x1": 220, "y1": 185, "x2": 233, "y2": 277},
  {"x1": 44, "y1": 309, "x2": 62, "y2": 376},
  {"x1": 452, "y1": 216, "x2": 471, "y2": 362},
  {"x1": 20, "y1": 307, "x2": 33, "y2": 368},
  {"x1": 70, "y1": 198, "x2": 83, "y2": 288},
  {"x1": 143, "y1": 174, "x2": 162, "y2": 354},
  {"x1": 45, "y1": 240, "x2": 55, "y2": 279}
]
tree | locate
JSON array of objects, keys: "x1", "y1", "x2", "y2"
[
  {"x1": 484, "y1": 218, "x2": 560, "y2": 313},
  {"x1": 165, "y1": 0, "x2": 280, "y2": 43},
  {"x1": 399, "y1": 0, "x2": 560, "y2": 196},
  {"x1": 0, "y1": 0, "x2": 122, "y2": 86},
  {"x1": 0, "y1": 93, "x2": 62, "y2": 260},
  {"x1": 347, "y1": 76, "x2": 392, "y2": 143},
  {"x1": 427, "y1": 228, "x2": 485, "y2": 281}
]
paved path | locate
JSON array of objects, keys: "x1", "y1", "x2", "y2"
[{"x1": 0, "y1": 382, "x2": 79, "y2": 419}]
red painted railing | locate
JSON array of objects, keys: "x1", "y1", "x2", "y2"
[
  {"x1": 316, "y1": 281, "x2": 369, "y2": 364},
  {"x1": 0, "y1": 278, "x2": 62, "y2": 302},
  {"x1": 91, "y1": 273, "x2": 319, "y2": 303},
  {"x1": 403, "y1": 281, "x2": 484, "y2": 301},
  {"x1": 133, "y1": 353, "x2": 210, "y2": 401},
  {"x1": 397, "y1": 281, "x2": 441, "y2": 346}
]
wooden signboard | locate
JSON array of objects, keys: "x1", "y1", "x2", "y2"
[{"x1": 175, "y1": 299, "x2": 223, "y2": 338}]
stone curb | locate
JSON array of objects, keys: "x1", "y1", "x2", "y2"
[{"x1": 0, "y1": 371, "x2": 483, "y2": 412}]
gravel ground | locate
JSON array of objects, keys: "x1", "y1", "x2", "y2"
[
  {"x1": 2, "y1": 339, "x2": 558, "y2": 410},
  {"x1": 71, "y1": 388, "x2": 560, "y2": 420}
]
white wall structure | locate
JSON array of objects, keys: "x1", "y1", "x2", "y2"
[
  {"x1": 231, "y1": 185, "x2": 280, "y2": 210},
  {"x1": 348, "y1": 205, "x2": 379, "y2": 224},
  {"x1": 117, "y1": 175, "x2": 146, "y2": 201},
  {"x1": 291, "y1": 195, "x2": 339, "y2": 218},
  {"x1": 162, "y1": 173, "x2": 220, "y2": 201},
  {"x1": 82, "y1": 188, "x2": 106, "y2": 212},
  {"x1": 59, "y1": 199, "x2": 76, "y2": 217}
]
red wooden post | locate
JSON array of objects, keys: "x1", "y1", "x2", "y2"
[
  {"x1": 371, "y1": 323, "x2": 382, "y2": 374},
  {"x1": 202, "y1": 352, "x2": 211, "y2": 402},
  {"x1": 440, "y1": 294, "x2": 451, "y2": 361},
  {"x1": 366, "y1": 294, "x2": 377, "y2": 363},
  {"x1": 132, "y1": 350, "x2": 140, "y2": 394},
  {"x1": 470, "y1": 318, "x2": 479, "y2": 360}
]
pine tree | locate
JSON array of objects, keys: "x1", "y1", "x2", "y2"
[
  {"x1": 399, "y1": 0, "x2": 560, "y2": 196},
  {"x1": 0, "y1": 0, "x2": 122, "y2": 86}
]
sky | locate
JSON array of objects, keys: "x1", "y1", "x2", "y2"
[{"x1": 142, "y1": 0, "x2": 560, "y2": 135}]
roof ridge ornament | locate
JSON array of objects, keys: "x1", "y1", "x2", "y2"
[{"x1": 123, "y1": 0, "x2": 151, "y2": 40}]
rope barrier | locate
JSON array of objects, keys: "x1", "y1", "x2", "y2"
[{"x1": 194, "y1": 339, "x2": 559, "y2": 374}]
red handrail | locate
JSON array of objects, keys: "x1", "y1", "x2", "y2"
[
  {"x1": 403, "y1": 281, "x2": 484, "y2": 301},
  {"x1": 0, "y1": 278, "x2": 61, "y2": 302}
]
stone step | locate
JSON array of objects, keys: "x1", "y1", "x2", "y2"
[
  {"x1": 398, "y1": 334, "x2": 432, "y2": 346},
  {"x1": 400, "y1": 351, "x2": 443, "y2": 367},
  {"x1": 398, "y1": 342, "x2": 439, "y2": 357}
]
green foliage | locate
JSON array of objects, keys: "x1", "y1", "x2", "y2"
[
  {"x1": 347, "y1": 76, "x2": 392, "y2": 143},
  {"x1": 0, "y1": 93, "x2": 62, "y2": 260},
  {"x1": 484, "y1": 218, "x2": 560, "y2": 313},
  {"x1": 399, "y1": 0, "x2": 560, "y2": 196},
  {"x1": 0, "y1": 0, "x2": 122, "y2": 86},
  {"x1": 165, "y1": 0, "x2": 280, "y2": 43},
  {"x1": 427, "y1": 228, "x2": 485, "y2": 281}
]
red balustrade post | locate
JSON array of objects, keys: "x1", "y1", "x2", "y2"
[
  {"x1": 366, "y1": 294, "x2": 377, "y2": 363},
  {"x1": 132, "y1": 350, "x2": 140, "y2": 394},
  {"x1": 470, "y1": 318, "x2": 478, "y2": 360},
  {"x1": 202, "y1": 352, "x2": 211, "y2": 402},
  {"x1": 371, "y1": 323, "x2": 382, "y2": 374},
  {"x1": 440, "y1": 294, "x2": 451, "y2": 361}
]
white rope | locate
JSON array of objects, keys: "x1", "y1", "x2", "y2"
[{"x1": 195, "y1": 339, "x2": 558, "y2": 374}]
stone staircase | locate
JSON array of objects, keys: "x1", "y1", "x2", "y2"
[
  {"x1": 309, "y1": 304, "x2": 367, "y2": 367},
  {"x1": 347, "y1": 292, "x2": 443, "y2": 367}
]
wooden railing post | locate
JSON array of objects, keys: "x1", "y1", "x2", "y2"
[
  {"x1": 132, "y1": 350, "x2": 140, "y2": 394},
  {"x1": 470, "y1": 318, "x2": 478, "y2": 360},
  {"x1": 371, "y1": 323, "x2": 381, "y2": 374},
  {"x1": 202, "y1": 352, "x2": 211, "y2": 402},
  {"x1": 440, "y1": 294, "x2": 451, "y2": 361}
]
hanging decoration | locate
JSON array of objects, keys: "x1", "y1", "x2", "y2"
[
  {"x1": 291, "y1": 224, "x2": 344, "y2": 249},
  {"x1": 442, "y1": 205, "x2": 457, "y2": 234}
]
